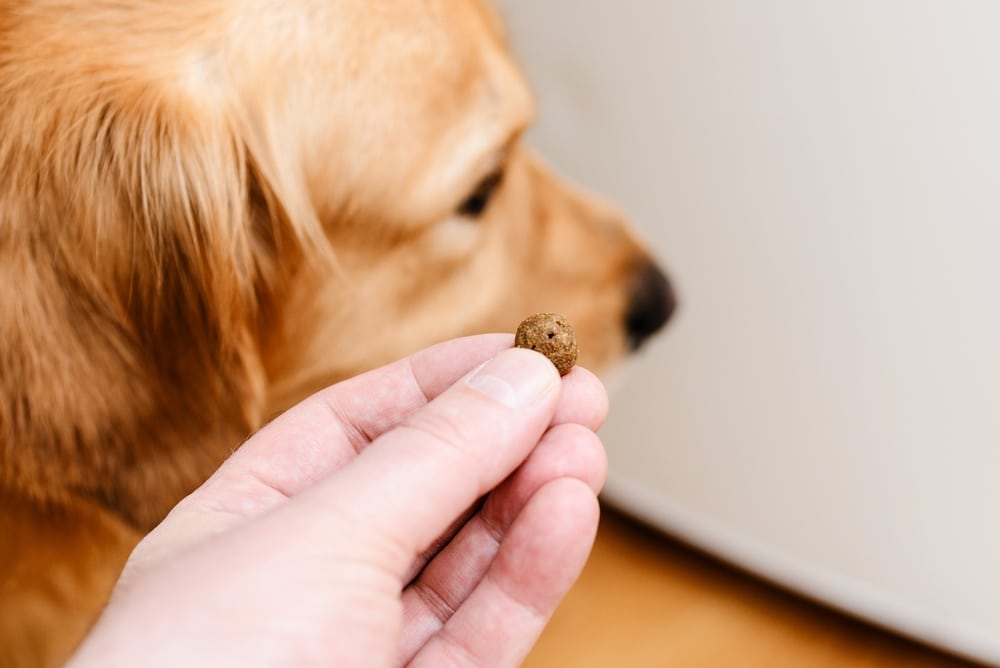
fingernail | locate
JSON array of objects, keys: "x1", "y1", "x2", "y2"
[{"x1": 465, "y1": 348, "x2": 559, "y2": 408}]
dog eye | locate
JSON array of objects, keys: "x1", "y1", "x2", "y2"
[{"x1": 458, "y1": 170, "x2": 504, "y2": 218}]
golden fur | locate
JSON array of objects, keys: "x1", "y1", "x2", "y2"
[{"x1": 0, "y1": 1, "x2": 673, "y2": 665}]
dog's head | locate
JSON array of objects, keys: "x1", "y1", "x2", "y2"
[
  {"x1": 214, "y1": 0, "x2": 677, "y2": 406},
  {"x1": 1, "y1": 0, "x2": 674, "y2": 518}
]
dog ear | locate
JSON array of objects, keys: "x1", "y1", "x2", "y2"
[
  {"x1": 81, "y1": 95, "x2": 270, "y2": 370},
  {"x1": 0, "y1": 74, "x2": 297, "y2": 511},
  {"x1": 0, "y1": 77, "x2": 289, "y2": 428}
]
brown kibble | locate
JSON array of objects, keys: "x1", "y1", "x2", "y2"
[{"x1": 514, "y1": 313, "x2": 578, "y2": 376}]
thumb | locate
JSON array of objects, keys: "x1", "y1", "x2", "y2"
[{"x1": 272, "y1": 347, "x2": 563, "y2": 574}]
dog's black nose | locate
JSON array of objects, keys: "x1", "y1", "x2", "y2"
[{"x1": 624, "y1": 261, "x2": 677, "y2": 351}]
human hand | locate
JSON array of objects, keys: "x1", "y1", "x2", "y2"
[{"x1": 69, "y1": 334, "x2": 609, "y2": 667}]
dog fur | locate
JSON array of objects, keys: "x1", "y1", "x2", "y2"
[{"x1": 0, "y1": 1, "x2": 674, "y2": 664}]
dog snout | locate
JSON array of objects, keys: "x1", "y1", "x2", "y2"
[{"x1": 624, "y1": 260, "x2": 677, "y2": 351}]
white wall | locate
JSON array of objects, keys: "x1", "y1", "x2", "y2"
[{"x1": 495, "y1": 1, "x2": 1000, "y2": 663}]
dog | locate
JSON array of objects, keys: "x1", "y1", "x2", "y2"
[{"x1": 0, "y1": 1, "x2": 675, "y2": 665}]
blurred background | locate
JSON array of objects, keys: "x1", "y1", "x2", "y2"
[{"x1": 493, "y1": 1, "x2": 1000, "y2": 665}]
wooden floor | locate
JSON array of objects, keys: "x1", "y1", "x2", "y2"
[{"x1": 525, "y1": 508, "x2": 981, "y2": 668}]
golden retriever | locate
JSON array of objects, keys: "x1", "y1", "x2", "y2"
[{"x1": 0, "y1": 0, "x2": 675, "y2": 664}]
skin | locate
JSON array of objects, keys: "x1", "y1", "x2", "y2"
[{"x1": 68, "y1": 336, "x2": 609, "y2": 667}]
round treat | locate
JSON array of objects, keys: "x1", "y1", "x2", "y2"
[{"x1": 514, "y1": 313, "x2": 578, "y2": 376}]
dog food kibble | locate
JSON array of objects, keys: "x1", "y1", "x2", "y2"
[{"x1": 514, "y1": 313, "x2": 578, "y2": 376}]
